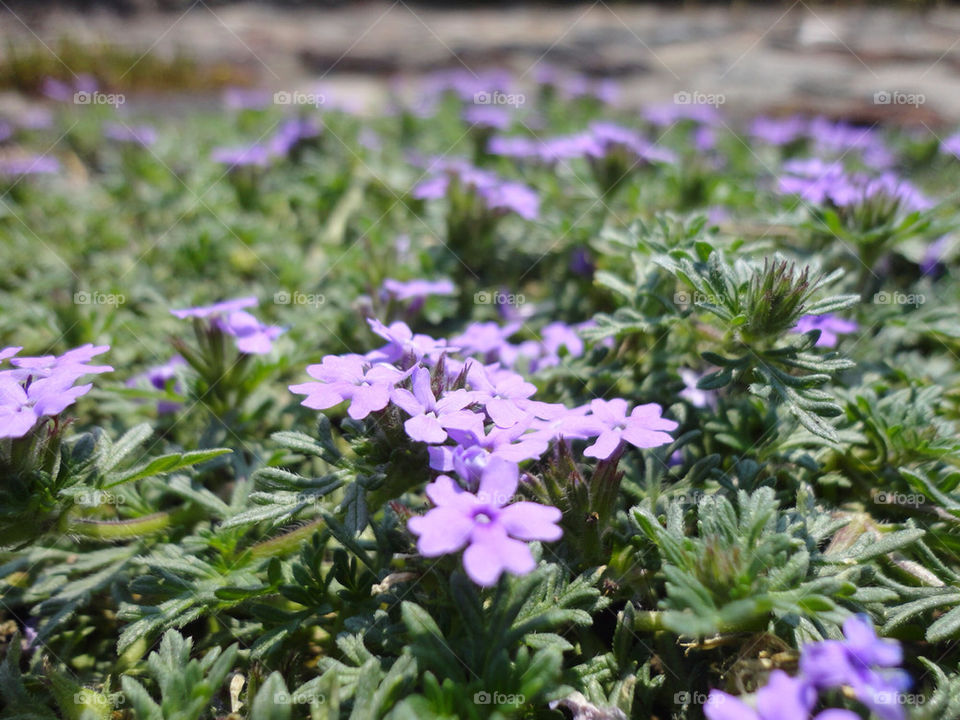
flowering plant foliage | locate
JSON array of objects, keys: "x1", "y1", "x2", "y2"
[{"x1": 3, "y1": 61, "x2": 960, "y2": 720}]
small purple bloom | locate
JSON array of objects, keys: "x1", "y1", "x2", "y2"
[
  {"x1": 103, "y1": 123, "x2": 157, "y2": 147},
  {"x1": 223, "y1": 87, "x2": 271, "y2": 110},
  {"x1": 408, "y1": 457, "x2": 562, "y2": 586},
  {"x1": 391, "y1": 366, "x2": 482, "y2": 443},
  {"x1": 127, "y1": 356, "x2": 185, "y2": 414},
  {"x1": 211, "y1": 145, "x2": 270, "y2": 168},
  {"x1": 463, "y1": 105, "x2": 512, "y2": 131},
  {"x1": 678, "y1": 368, "x2": 716, "y2": 409},
  {"x1": 171, "y1": 297, "x2": 283, "y2": 354},
  {"x1": 290, "y1": 354, "x2": 405, "y2": 420},
  {"x1": 0, "y1": 155, "x2": 60, "y2": 177},
  {"x1": 366, "y1": 319, "x2": 453, "y2": 365},
  {"x1": 0, "y1": 345, "x2": 112, "y2": 438},
  {"x1": 581, "y1": 399, "x2": 678, "y2": 460},
  {"x1": 171, "y1": 297, "x2": 258, "y2": 319},
  {"x1": 466, "y1": 363, "x2": 537, "y2": 428},
  {"x1": 381, "y1": 277, "x2": 456, "y2": 303},
  {"x1": 750, "y1": 116, "x2": 808, "y2": 146},
  {"x1": 705, "y1": 670, "x2": 821, "y2": 720},
  {"x1": 792, "y1": 314, "x2": 857, "y2": 348},
  {"x1": 268, "y1": 117, "x2": 320, "y2": 157}
]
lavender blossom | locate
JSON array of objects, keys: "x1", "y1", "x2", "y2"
[
  {"x1": 408, "y1": 457, "x2": 562, "y2": 586},
  {"x1": 103, "y1": 123, "x2": 157, "y2": 147},
  {"x1": 289, "y1": 354, "x2": 406, "y2": 420},
  {"x1": 391, "y1": 366, "x2": 482, "y2": 443},
  {"x1": 792, "y1": 315, "x2": 858, "y2": 348},
  {"x1": 581, "y1": 399, "x2": 678, "y2": 460},
  {"x1": 171, "y1": 297, "x2": 283, "y2": 354}
]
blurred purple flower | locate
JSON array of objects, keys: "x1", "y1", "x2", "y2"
[
  {"x1": 750, "y1": 116, "x2": 808, "y2": 146},
  {"x1": 127, "y1": 356, "x2": 185, "y2": 414},
  {"x1": 382, "y1": 277, "x2": 456, "y2": 303},
  {"x1": 0, "y1": 155, "x2": 60, "y2": 177},
  {"x1": 171, "y1": 297, "x2": 283, "y2": 354},
  {"x1": 792, "y1": 314, "x2": 858, "y2": 347},
  {"x1": 103, "y1": 123, "x2": 157, "y2": 147},
  {"x1": 211, "y1": 145, "x2": 270, "y2": 168},
  {"x1": 366, "y1": 319, "x2": 453, "y2": 365}
]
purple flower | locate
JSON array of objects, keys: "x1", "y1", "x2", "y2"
[
  {"x1": 223, "y1": 87, "x2": 271, "y2": 110},
  {"x1": 268, "y1": 118, "x2": 320, "y2": 157},
  {"x1": 391, "y1": 366, "x2": 482, "y2": 443},
  {"x1": 412, "y1": 162, "x2": 540, "y2": 220},
  {"x1": 211, "y1": 145, "x2": 270, "y2": 168},
  {"x1": 445, "y1": 418, "x2": 550, "y2": 464},
  {"x1": 581, "y1": 399, "x2": 678, "y2": 460},
  {"x1": 408, "y1": 457, "x2": 562, "y2": 586},
  {"x1": 381, "y1": 278, "x2": 456, "y2": 303},
  {"x1": 171, "y1": 297, "x2": 258, "y2": 319},
  {"x1": 366, "y1": 319, "x2": 453, "y2": 365},
  {"x1": 103, "y1": 123, "x2": 157, "y2": 146},
  {"x1": 705, "y1": 670, "x2": 835, "y2": 720},
  {"x1": 644, "y1": 102, "x2": 721, "y2": 127},
  {"x1": 127, "y1": 356, "x2": 185, "y2": 414},
  {"x1": 463, "y1": 105, "x2": 512, "y2": 130},
  {"x1": 0, "y1": 345, "x2": 112, "y2": 439},
  {"x1": 290, "y1": 354, "x2": 405, "y2": 420},
  {"x1": 0, "y1": 155, "x2": 60, "y2": 177},
  {"x1": 451, "y1": 321, "x2": 521, "y2": 363},
  {"x1": 792, "y1": 314, "x2": 857, "y2": 348},
  {"x1": 171, "y1": 297, "x2": 283, "y2": 355},
  {"x1": 800, "y1": 617, "x2": 910, "y2": 720},
  {"x1": 8, "y1": 344, "x2": 112, "y2": 383},
  {"x1": 466, "y1": 363, "x2": 537, "y2": 428},
  {"x1": 750, "y1": 116, "x2": 808, "y2": 146},
  {"x1": 940, "y1": 132, "x2": 960, "y2": 159},
  {"x1": 584, "y1": 122, "x2": 677, "y2": 165},
  {"x1": 678, "y1": 368, "x2": 716, "y2": 409}
]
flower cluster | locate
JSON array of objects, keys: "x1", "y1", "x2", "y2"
[
  {"x1": 290, "y1": 317, "x2": 677, "y2": 586},
  {"x1": 778, "y1": 159, "x2": 931, "y2": 213},
  {"x1": 706, "y1": 616, "x2": 910, "y2": 720},
  {"x1": 171, "y1": 297, "x2": 284, "y2": 355},
  {"x1": 413, "y1": 159, "x2": 540, "y2": 220},
  {"x1": 0, "y1": 344, "x2": 112, "y2": 439},
  {"x1": 212, "y1": 117, "x2": 320, "y2": 168}
]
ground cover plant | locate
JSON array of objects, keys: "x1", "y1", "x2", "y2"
[{"x1": 1, "y1": 65, "x2": 960, "y2": 720}]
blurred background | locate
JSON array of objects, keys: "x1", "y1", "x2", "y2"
[{"x1": 2, "y1": 1, "x2": 959, "y2": 126}]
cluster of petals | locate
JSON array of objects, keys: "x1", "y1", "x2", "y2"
[
  {"x1": 289, "y1": 318, "x2": 679, "y2": 586},
  {"x1": 0, "y1": 344, "x2": 112, "y2": 439},
  {"x1": 706, "y1": 616, "x2": 910, "y2": 720},
  {"x1": 171, "y1": 296, "x2": 284, "y2": 355}
]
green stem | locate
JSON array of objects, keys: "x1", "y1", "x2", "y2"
[
  {"x1": 68, "y1": 511, "x2": 173, "y2": 540},
  {"x1": 248, "y1": 517, "x2": 325, "y2": 560}
]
